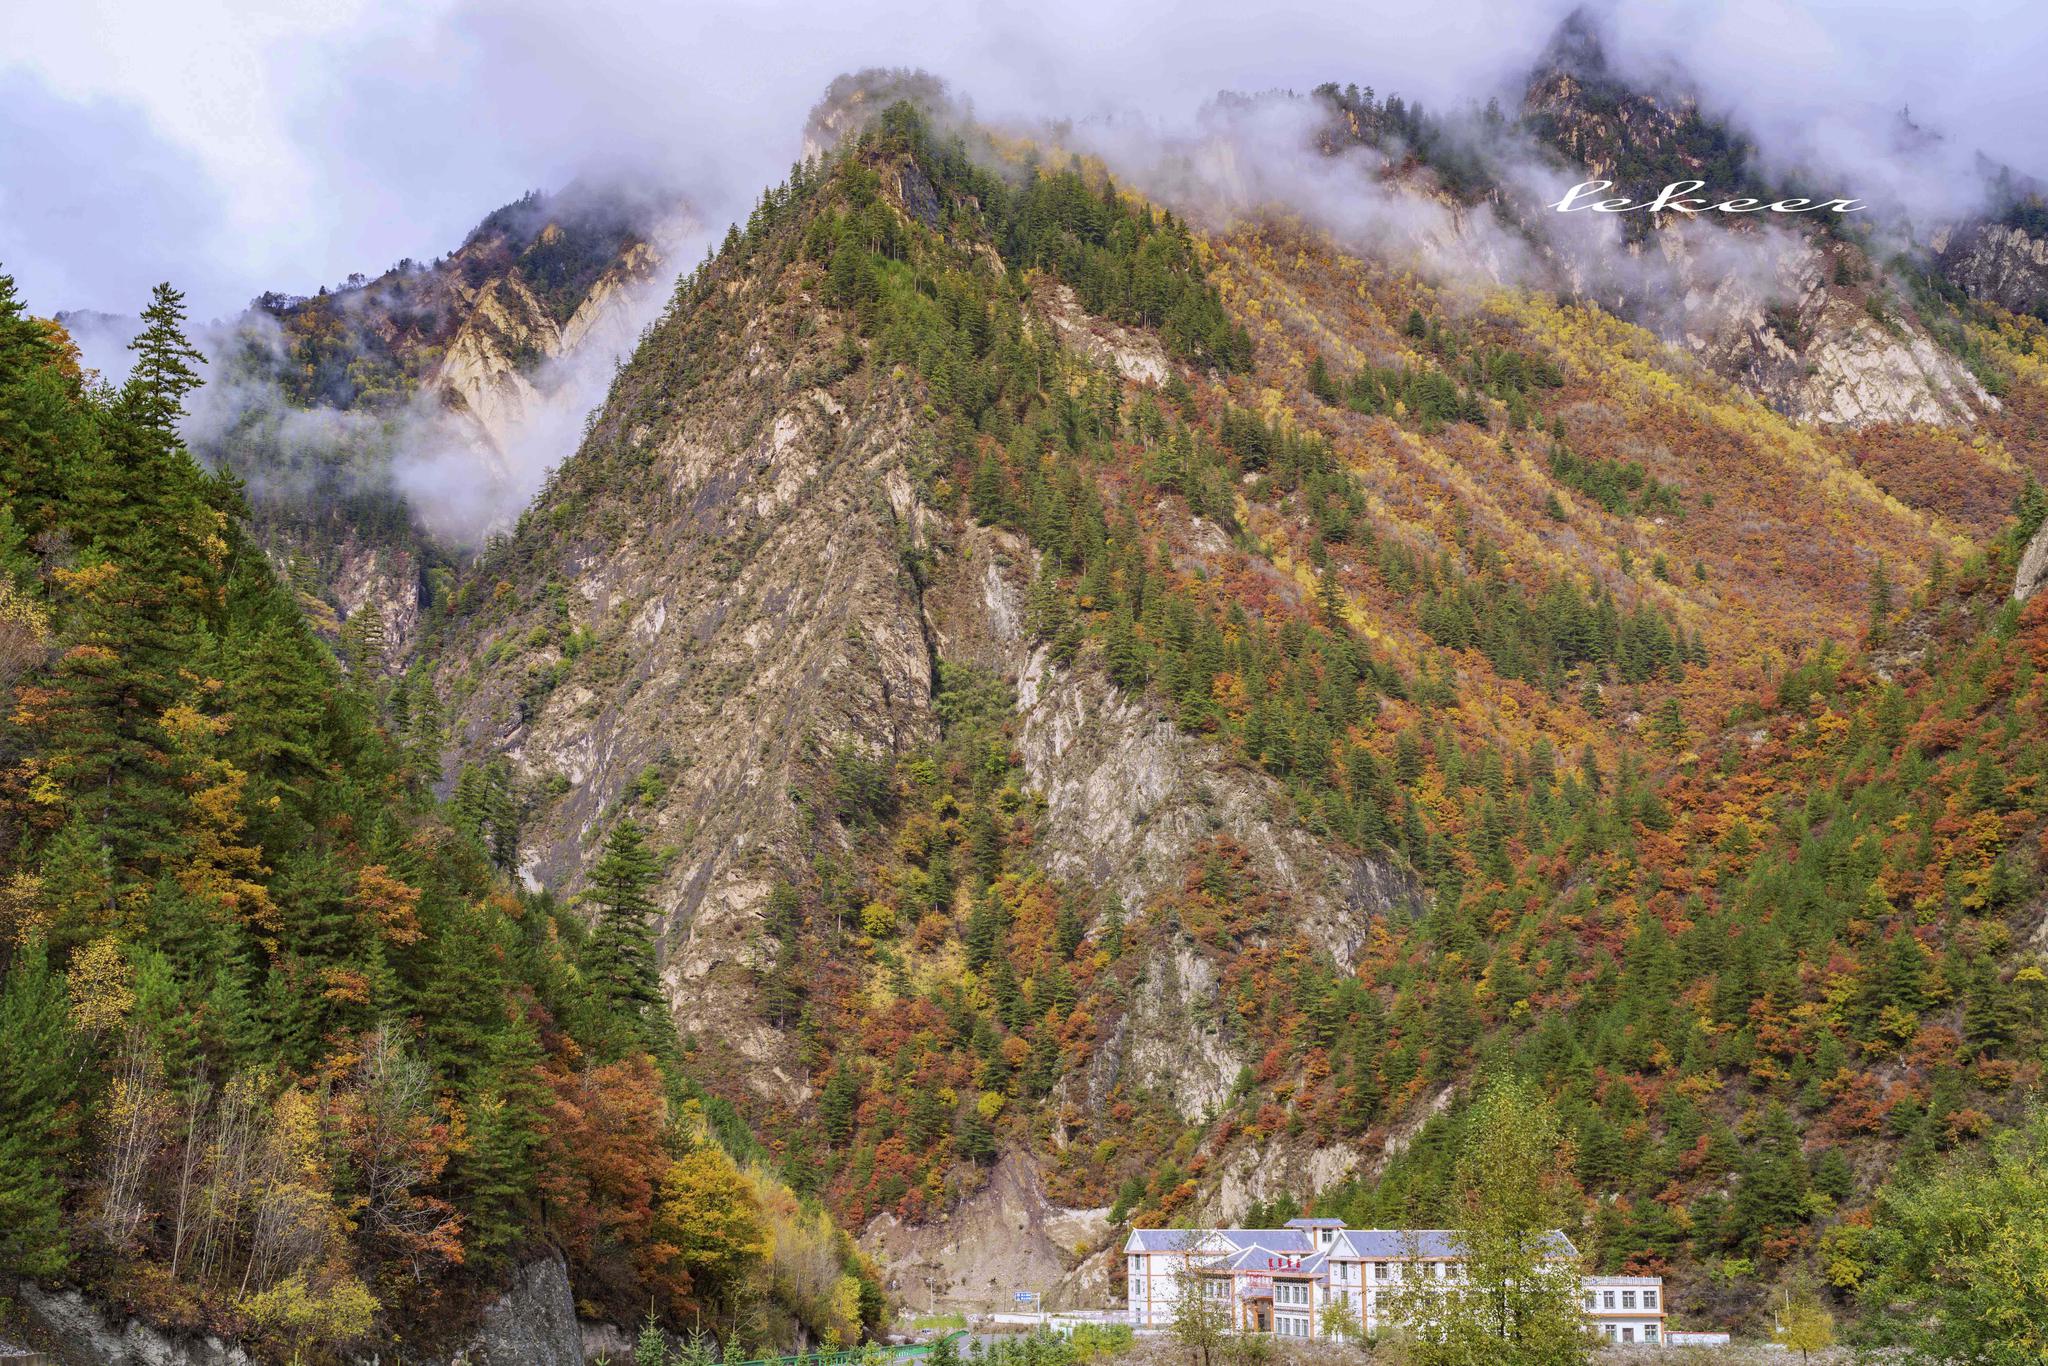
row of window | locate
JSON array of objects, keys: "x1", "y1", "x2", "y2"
[
  {"x1": 1128, "y1": 1263, "x2": 1658, "y2": 1321},
  {"x1": 1367, "y1": 1261, "x2": 1465, "y2": 1281},
  {"x1": 1274, "y1": 1316, "x2": 1311, "y2": 1338},
  {"x1": 1601, "y1": 1323, "x2": 1659, "y2": 1343}
]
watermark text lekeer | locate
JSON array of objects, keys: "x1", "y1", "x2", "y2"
[{"x1": 1550, "y1": 179, "x2": 1865, "y2": 214}]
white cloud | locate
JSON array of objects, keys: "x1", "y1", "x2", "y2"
[{"x1": 10, "y1": 0, "x2": 2041, "y2": 322}]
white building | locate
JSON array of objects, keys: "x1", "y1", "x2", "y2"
[
  {"x1": 1123, "y1": 1219, "x2": 1667, "y2": 1347},
  {"x1": 1583, "y1": 1275, "x2": 1667, "y2": 1346}
]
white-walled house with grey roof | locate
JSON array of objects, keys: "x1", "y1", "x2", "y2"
[{"x1": 1122, "y1": 1220, "x2": 1667, "y2": 1346}]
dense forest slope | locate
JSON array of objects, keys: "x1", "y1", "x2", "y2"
[{"x1": 0, "y1": 277, "x2": 879, "y2": 1362}]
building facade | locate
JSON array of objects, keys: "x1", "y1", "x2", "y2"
[
  {"x1": 1123, "y1": 1220, "x2": 1667, "y2": 1347},
  {"x1": 1583, "y1": 1275, "x2": 1667, "y2": 1345}
]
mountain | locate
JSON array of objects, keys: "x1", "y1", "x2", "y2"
[
  {"x1": 6, "y1": 23, "x2": 2048, "y2": 1365},
  {"x1": 420, "y1": 69, "x2": 2048, "y2": 1338},
  {"x1": 1, "y1": 215, "x2": 889, "y2": 1360},
  {"x1": 186, "y1": 181, "x2": 689, "y2": 672}
]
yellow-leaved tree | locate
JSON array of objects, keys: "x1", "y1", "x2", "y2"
[{"x1": 654, "y1": 1141, "x2": 769, "y2": 1319}]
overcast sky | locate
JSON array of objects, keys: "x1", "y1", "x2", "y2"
[{"x1": 6, "y1": 0, "x2": 2046, "y2": 322}]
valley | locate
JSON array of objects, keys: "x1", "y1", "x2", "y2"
[{"x1": 4, "y1": 12, "x2": 2048, "y2": 1365}]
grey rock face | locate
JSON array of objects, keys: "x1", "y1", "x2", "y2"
[
  {"x1": 2016, "y1": 520, "x2": 2048, "y2": 603},
  {"x1": 440, "y1": 277, "x2": 941, "y2": 1105},
  {"x1": 14, "y1": 1255, "x2": 581, "y2": 1366},
  {"x1": 13, "y1": 1283, "x2": 254, "y2": 1366},
  {"x1": 926, "y1": 527, "x2": 1416, "y2": 1122},
  {"x1": 460, "y1": 1253, "x2": 584, "y2": 1366},
  {"x1": 947, "y1": 529, "x2": 1418, "y2": 971},
  {"x1": 1936, "y1": 221, "x2": 2048, "y2": 317}
]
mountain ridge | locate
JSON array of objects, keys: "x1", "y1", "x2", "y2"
[
  {"x1": 6, "y1": 30, "x2": 2048, "y2": 1362},
  {"x1": 419, "y1": 92, "x2": 2048, "y2": 1332}
]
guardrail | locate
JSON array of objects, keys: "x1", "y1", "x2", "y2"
[{"x1": 724, "y1": 1328, "x2": 970, "y2": 1366}]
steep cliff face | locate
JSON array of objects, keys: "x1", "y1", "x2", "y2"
[
  {"x1": 2017, "y1": 518, "x2": 2048, "y2": 602},
  {"x1": 1935, "y1": 219, "x2": 2048, "y2": 317},
  {"x1": 1516, "y1": 35, "x2": 1994, "y2": 431},
  {"x1": 443, "y1": 298, "x2": 940, "y2": 1103},
  {"x1": 428, "y1": 118, "x2": 1425, "y2": 1290},
  {"x1": 197, "y1": 186, "x2": 688, "y2": 670},
  {"x1": 431, "y1": 236, "x2": 673, "y2": 473}
]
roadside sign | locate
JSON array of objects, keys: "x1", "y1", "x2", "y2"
[{"x1": 1014, "y1": 1291, "x2": 1037, "y2": 1303}]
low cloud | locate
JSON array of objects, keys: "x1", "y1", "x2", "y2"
[
  {"x1": 17, "y1": 1, "x2": 2048, "y2": 551},
  {"x1": 15, "y1": 2, "x2": 2044, "y2": 324},
  {"x1": 1060, "y1": 88, "x2": 1811, "y2": 349}
]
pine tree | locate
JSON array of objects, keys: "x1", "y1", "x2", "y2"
[
  {"x1": 122, "y1": 282, "x2": 207, "y2": 456},
  {"x1": 1101, "y1": 894, "x2": 1125, "y2": 960},
  {"x1": 969, "y1": 447, "x2": 1008, "y2": 524},
  {"x1": 0, "y1": 943, "x2": 80, "y2": 1275},
  {"x1": 819, "y1": 1056, "x2": 861, "y2": 1146},
  {"x1": 1866, "y1": 558, "x2": 1894, "y2": 643},
  {"x1": 458, "y1": 997, "x2": 548, "y2": 1261},
  {"x1": 582, "y1": 819, "x2": 665, "y2": 1058}
]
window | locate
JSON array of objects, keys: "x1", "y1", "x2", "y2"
[
  {"x1": 1604, "y1": 1325, "x2": 1617, "y2": 1342},
  {"x1": 1622, "y1": 1328, "x2": 1635, "y2": 1344},
  {"x1": 1622, "y1": 1291, "x2": 1637, "y2": 1309},
  {"x1": 1583, "y1": 1293, "x2": 1595, "y2": 1311},
  {"x1": 1644, "y1": 1289, "x2": 1658, "y2": 1309},
  {"x1": 1433, "y1": 1262, "x2": 1445, "y2": 1280},
  {"x1": 1602, "y1": 1291, "x2": 1615, "y2": 1309},
  {"x1": 1129, "y1": 1279, "x2": 1139, "y2": 1300},
  {"x1": 1374, "y1": 1263, "x2": 1388, "y2": 1282},
  {"x1": 1645, "y1": 1325, "x2": 1659, "y2": 1343}
]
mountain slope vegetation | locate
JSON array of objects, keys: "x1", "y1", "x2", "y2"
[
  {"x1": 0, "y1": 274, "x2": 878, "y2": 1362},
  {"x1": 421, "y1": 95, "x2": 2048, "y2": 1343},
  {"x1": 6, "y1": 35, "x2": 2048, "y2": 1362}
]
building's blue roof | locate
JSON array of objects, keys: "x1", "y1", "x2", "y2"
[
  {"x1": 1331, "y1": 1229, "x2": 1579, "y2": 1260},
  {"x1": 1219, "y1": 1228, "x2": 1315, "y2": 1254},
  {"x1": 1127, "y1": 1225, "x2": 1578, "y2": 1262},
  {"x1": 1124, "y1": 1228, "x2": 1207, "y2": 1252}
]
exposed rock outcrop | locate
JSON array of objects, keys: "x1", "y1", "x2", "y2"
[
  {"x1": 859, "y1": 1151, "x2": 1110, "y2": 1311},
  {"x1": 328, "y1": 539, "x2": 425, "y2": 669},
  {"x1": 1518, "y1": 19, "x2": 1994, "y2": 430},
  {"x1": 442, "y1": 279, "x2": 941, "y2": 1103},
  {"x1": 1788, "y1": 302, "x2": 1993, "y2": 427},
  {"x1": 13, "y1": 1282, "x2": 254, "y2": 1366},
  {"x1": 1935, "y1": 220, "x2": 2048, "y2": 317},
  {"x1": 459, "y1": 1253, "x2": 585, "y2": 1366},
  {"x1": 433, "y1": 239, "x2": 672, "y2": 466},
  {"x1": 2016, "y1": 520, "x2": 2048, "y2": 603},
  {"x1": 12, "y1": 1256, "x2": 584, "y2": 1366},
  {"x1": 937, "y1": 529, "x2": 1418, "y2": 970}
]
